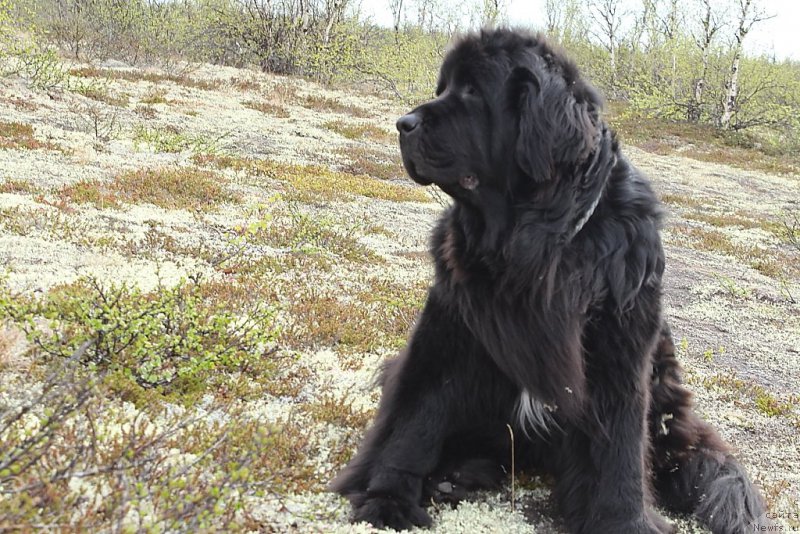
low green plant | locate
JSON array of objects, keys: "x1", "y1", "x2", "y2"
[
  {"x1": 323, "y1": 120, "x2": 389, "y2": 141},
  {"x1": 337, "y1": 145, "x2": 404, "y2": 181},
  {"x1": 0, "y1": 277, "x2": 279, "y2": 401},
  {"x1": 194, "y1": 153, "x2": 428, "y2": 203},
  {"x1": 70, "y1": 67, "x2": 220, "y2": 91},
  {"x1": 233, "y1": 201, "x2": 375, "y2": 265},
  {"x1": 242, "y1": 99, "x2": 289, "y2": 118},
  {"x1": 301, "y1": 95, "x2": 370, "y2": 117},
  {"x1": 72, "y1": 78, "x2": 129, "y2": 106},
  {"x1": 0, "y1": 121, "x2": 58, "y2": 150},
  {"x1": 714, "y1": 274, "x2": 750, "y2": 299},
  {"x1": 754, "y1": 390, "x2": 794, "y2": 418},
  {"x1": 140, "y1": 88, "x2": 170, "y2": 104},
  {"x1": 0, "y1": 179, "x2": 38, "y2": 193},
  {"x1": 59, "y1": 167, "x2": 239, "y2": 211},
  {"x1": 134, "y1": 125, "x2": 226, "y2": 154}
]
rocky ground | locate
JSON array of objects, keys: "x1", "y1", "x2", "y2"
[{"x1": 0, "y1": 60, "x2": 797, "y2": 532}]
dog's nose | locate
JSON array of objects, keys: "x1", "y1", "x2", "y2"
[{"x1": 396, "y1": 113, "x2": 421, "y2": 133}]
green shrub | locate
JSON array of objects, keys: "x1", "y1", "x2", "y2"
[{"x1": 0, "y1": 277, "x2": 279, "y2": 400}]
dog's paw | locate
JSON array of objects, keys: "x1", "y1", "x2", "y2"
[
  {"x1": 352, "y1": 495, "x2": 432, "y2": 530},
  {"x1": 424, "y1": 458, "x2": 505, "y2": 505},
  {"x1": 589, "y1": 511, "x2": 675, "y2": 534},
  {"x1": 646, "y1": 509, "x2": 676, "y2": 534},
  {"x1": 618, "y1": 515, "x2": 676, "y2": 534}
]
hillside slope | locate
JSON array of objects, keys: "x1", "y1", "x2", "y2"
[{"x1": 0, "y1": 62, "x2": 797, "y2": 531}]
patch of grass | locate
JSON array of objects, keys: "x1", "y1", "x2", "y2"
[
  {"x1": 73, "y1": 84, "x2": 129, "y2": 107},
  {"x1": 682, "y1": 210, "x2": 785, "y2": 237},
  {"x1": 0, "y1": 206, "x2": 82, "y2": 238},
  {"x1": 672, "y1": 225, "x2": 792, "y2": 278},
  {"x1": 140, "y1": 88, "x2": 170, "y2": 104},
  {"x1": 133, "y1": 125, "x2": 223, "y2": 154},
  {"x1": 365, "y1": 223, "x2": 395, "y2": 237},
  {"x1": 693, "y1": 372, "x2": 798, "y2": 421},
  {"x1": 0, "y1": 95, "x2": 38, "y2": 111},
  {"x1": 281, "y1": 277, "x2": 425, "y2": 352},
  {"x1": 686, "y1": 211, "x2": 757, "y2": 229},
  {"x1": 267, "y1": 80, "x2": 299, "y2": 104},
  {"x1": 0, "y1": 369, "x2": 319, "y2": 527},
  {"x1": 0, "y1": 179, "x2": 38, "y2": 194},
  {"x1": 0, "y1": 121, "x2": 57, "y2": 151},
  {"x1": 0, "y1": 277, "x2": 279, "y2": 402},
  {"x1": 69, "y1": 67, "x2": 221, "y2": 91},
  {"x1": 337, "y1": 145, "x2": 405, "y2": 181},
  {"x1": 303, "y1": 393, "x2": 374, "y2": 429},
  {"x1": 242, "y1": 99, "x2": 290, "y2": 118},
  {"x1": 58, "y1": 168, "x2": 238, "y2": 211},
  {"x1": 231, "y1": 77, "x2": 260, "y2": 91},
  {"x1": 301, "y1": 95, "x2": 370, "y2": 117},
  {"x1": 117, "y1": 223, "x2": 214, "y2": 263},
  {"x1": 194, "y1": 154, "x2": 428, "y2": 203},
  {"x1": 135, "y1": 104, "x2": 158, "y2": 119},
  {"x1": 678, "y1": 226, "x2": 738, "y2": 255},
  {"x1": 755, "y1": 390, "x2": 796, "y2": 418},
  {"x1": 112, "y1": 168, "x2": 239, "y2": 210},
  {"x1": 713, "y1": 274, "x2": 750, "y2": 298},
  {"x1": 232, "y1": 203, "x2": 376, "y2": 266},
  {"x1": 609, "y1": 104, "x2": 800, "y2": 175},
  {"x1": 323, "y1": 119, "x2": 390, "y2": 141},
  {"x1": 780, "y1": 210, "x2": 800, "y2": 252},
  {"x1": 659, "y1": 193, "x2": 706, "y2": 209},
  {"x1": 58, "y1": 179, "x2": 121, "y2": 209}
]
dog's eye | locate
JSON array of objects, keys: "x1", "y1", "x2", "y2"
[{"x1": 463, "y1": 85, "x2": 478, "y2": 97}]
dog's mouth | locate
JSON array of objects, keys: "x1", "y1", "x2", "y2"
[
  {"x1": 410, "y1": 172, "x2": 479, "y2": 191},
  {"x1": 403, "y1": 160, "x2": 479, "y2": 191}
]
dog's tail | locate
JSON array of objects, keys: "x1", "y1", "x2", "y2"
[{"x1": 648, "y1": 325, "x2": 766, "y2": 534}]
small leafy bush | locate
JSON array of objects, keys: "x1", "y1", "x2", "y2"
[{"x1": 0, "y1": 277, "x2": 279, "y2": 400}]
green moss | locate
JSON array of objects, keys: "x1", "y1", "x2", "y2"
[
  {"x1": 323, "y1": 119, "x2": 389, "y2": 141},
  {"x1": 242, "y1": 99, "x2": 290, "y2": 118},
  {"x1": 301, "y1": 95, "x2": 371, "y2": 117},
  {"x1": 58, "y1": 167, "x2": 238, "y2": 211},
  {"x1": 0, "y1": 121, "x2": 57, "y2": 150},
  {"x1": 194, "y1": 154, "x2": 428, "y2": 203}
]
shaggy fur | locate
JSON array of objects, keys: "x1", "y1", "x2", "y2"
[{"x1": 331, "y1": 28, "x2": 765, "y2": 534}]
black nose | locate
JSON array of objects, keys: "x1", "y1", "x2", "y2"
[{"x1": 396, "y1": 113, "x2": 421, "y2": 133}]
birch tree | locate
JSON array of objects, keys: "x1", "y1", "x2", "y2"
[
  {"x1": 688, "y1": 0, "x2": 723, "y2": 122},
  {"x1": 719, "y1": 0, "x2": 772, "y2": 129},
  {"x1": 588, "y1": 0, "x2": 623, "y2": 90}
]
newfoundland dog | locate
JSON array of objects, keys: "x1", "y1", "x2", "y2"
[{"x1": 331, "y1": 29, "x2": 765, "y2": 534}]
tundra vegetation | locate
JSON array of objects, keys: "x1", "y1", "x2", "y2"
[{"x1": 0, "y1": 0, "x2": 797, "y2": 531}]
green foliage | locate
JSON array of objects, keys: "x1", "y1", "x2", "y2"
[
  {"x1": 194, "y1": 153, "x2": 430, "y2": 203},
  {"x1": 0, "y1": 1, "x2": 69, "y2": 89},
  {"x1": 354, "y1": 27, "x2": 449, "y2": 103},
  {"x1": 58, "y1": 167, "x2": 239, "y2": 210},
  {"x1": 30, "y1": 0, "x2": 204, "y2": 65},
  {"x1": 0, "y1": 277, "x2": 279, "y2": 400},
  {"x1": 133, "y1": 126, "x2": 226, "y2": 155}
]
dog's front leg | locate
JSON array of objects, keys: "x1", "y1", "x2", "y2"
[
  {"x1": 330, "y1": 292, "x2": 479, "y2": 530},
  {"x1": 557, "y1": 302, "x2": 674, "y2": 534}
]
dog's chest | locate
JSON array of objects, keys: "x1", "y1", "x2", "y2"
[{"x1": 516, "y1": 389, "x2": 558, "y2": 436}]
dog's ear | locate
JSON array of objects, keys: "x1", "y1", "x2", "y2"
[
  {"x1": 512, "y1": 65, "x2": 603, "y2": 182},
  {"x1": 511, "y1": 66, "x2": 553, "y2": 182},
  {"x1": 550, "y1": 85, "x2": 602, "y2": 166}
]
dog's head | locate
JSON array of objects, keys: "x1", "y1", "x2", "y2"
[{"x1": 397, "y1": 29, "x2": 605, "y2": 199}]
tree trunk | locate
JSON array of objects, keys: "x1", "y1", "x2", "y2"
[
  {"x1": 689, "y1": 0, "x2": 718, "y2": 123},
  {"x1": 720, "y1": 44, "x2": 742, "y2": 129},
  {"x1": 720, "y1": 0, "x2": 761, "y2": 129}
]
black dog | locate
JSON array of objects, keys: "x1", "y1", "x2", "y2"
[{"x1": 331, "y1": 28, "x2": 765, "y2": 534}]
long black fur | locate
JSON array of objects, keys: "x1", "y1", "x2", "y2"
[{"x1": 330, "y1": 28, "x2": 765, "y2": 534}]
